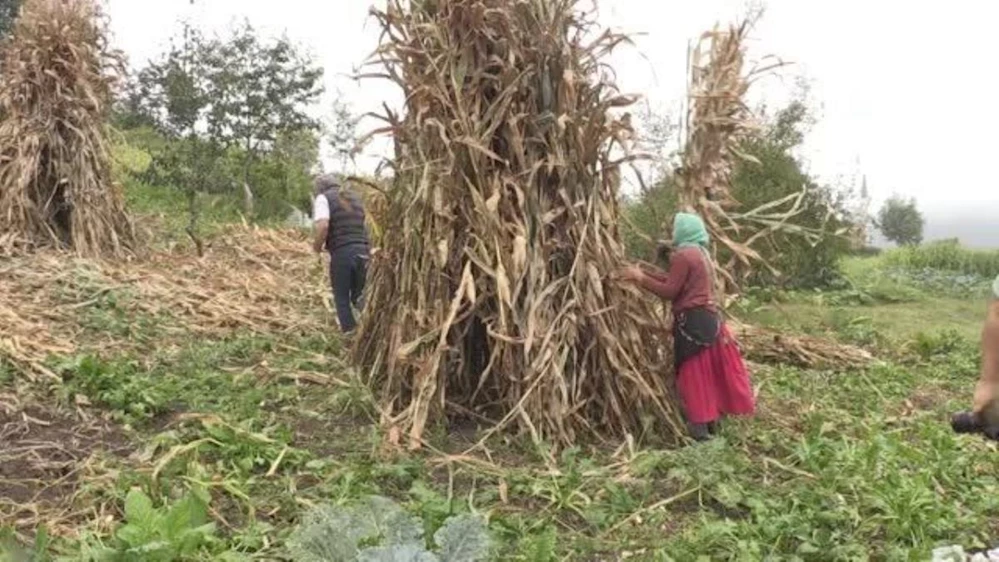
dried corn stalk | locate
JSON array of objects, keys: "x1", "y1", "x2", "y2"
[
  {"x1": 731, "y1": 323, "x2": 873, "y2": 370},
  {"x1": 679, "y1": 19, "x2": 817, "y2": 293},
  {"x1": 353, "y1": 0, "x2": 686, "y2": 450},
  {"x1": 0, "y1": 0, "x2": 135, "y2": 257},
  {"x1": 347, "y1": 175, "x2": 389, "y2": 248}
]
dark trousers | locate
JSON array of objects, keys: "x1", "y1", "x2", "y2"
[{"x1": 329, "y1": 244, "x2": 368, "y2": 333}]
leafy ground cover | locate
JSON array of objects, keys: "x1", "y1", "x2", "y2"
[{"x1": 1, "y1": 223, "x2": 996, "y2": 560}]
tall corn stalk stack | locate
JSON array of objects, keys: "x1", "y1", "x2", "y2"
[
  {"x1": 0, "y1": 0, "x2": 134, "y2": 257},
  {"x1": 354, "y1": 0, "x2": 686, "y2": 450},
  {"x1": 679, "y1": 20, "x2": 810, "y2": 294}
]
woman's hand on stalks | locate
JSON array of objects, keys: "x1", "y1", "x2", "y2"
[
  {"x1": 618, "y1": 264, "x2": 645, "y2": 284},
  {"x1": 656, "y1": 241, "x2": 673, "y2": 265}
]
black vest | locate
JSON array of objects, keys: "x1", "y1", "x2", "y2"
[{"x1": 321, "y1": 188, "x2": 368, "y2": 253}]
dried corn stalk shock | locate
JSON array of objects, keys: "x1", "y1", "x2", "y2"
[
  {"x1": 353, "y1": 0, "x2": 687, "y2": 450},
  {"x1": 678, "y1": 19, "x2": 819, "y2": 296},
  {"x1": 0, "y1": 0, "x2": 135, "y2": 258}
]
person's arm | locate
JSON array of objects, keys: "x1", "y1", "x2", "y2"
[
  {"x1": 973, "y1": 298, "x2": 999, "y2": 413},
  {"x1": 313, "y1": 220, "x2": 329, "y2": 253},
  {"x1": 312, "y1": 194, "x2": 330, "y2": 254},
  {"x1": 645, "y1": 268, "x2": 671, "y2": 284},
  {"x1": 635, "y1": 254, "x2": 690, "y2": 301}
]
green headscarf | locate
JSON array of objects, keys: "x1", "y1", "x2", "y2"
[
  {"x1": 672, "y1": 212, "x2": 709, "y2": 249},
  {"x1": 992, "y1": 274, "x2": 999, "y2": 299}
]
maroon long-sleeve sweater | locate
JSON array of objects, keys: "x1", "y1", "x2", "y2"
[{"x1": 637, "y1": 247, "x2": 714, "y2": 313}]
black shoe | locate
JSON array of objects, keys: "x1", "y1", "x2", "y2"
[{"x1": 689, "y1": 423, "x2": 711, "y2": 442}]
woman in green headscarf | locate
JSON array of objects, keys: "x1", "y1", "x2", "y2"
[{"x1": 619, "y1": 212, "x2": 755, "y2": 441}]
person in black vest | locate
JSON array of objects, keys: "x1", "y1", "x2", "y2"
[{"x1": 312, "y1": 174, "x2": 370, "y2": 333}]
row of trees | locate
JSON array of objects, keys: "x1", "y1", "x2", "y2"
[{"x1": 114, "y1": 20, "x2": 360, "y2": 237}]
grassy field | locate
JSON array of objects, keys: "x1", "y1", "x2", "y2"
[
  {"x1": 1, "y1": 206, "x2": 997, "y2": 560},
  {"x1": 740, "y1": 257, "x2": 990, "y2": 345}
]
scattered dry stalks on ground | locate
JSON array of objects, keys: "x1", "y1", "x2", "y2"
[
  {"x1": 0, "y1": 226, "x2": 327, "y2": 381},
  {"x1": 731, "y1": 323, "x2": 873, "y2": 370}
]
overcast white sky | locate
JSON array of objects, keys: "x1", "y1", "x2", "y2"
[{"x1": 105, "y1": 0, "x2": 998, "y2": 214}]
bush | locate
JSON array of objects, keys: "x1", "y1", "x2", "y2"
[
  {"x1": 112, "y1": 126, "x2": 315, "y2": 225},
  {"x1": 849, "y1": 246, "x2": 882, "y2": 257},
  {"x1": 910, "y1": 329, "x2": 970, "y2": 360}
]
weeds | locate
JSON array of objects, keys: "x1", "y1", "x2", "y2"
[
  {"x1": 76, "y1": 487, "x2": 218, "y2": 561},
  {"x1": 1, "y1": 527, "x2": 51, "y2": 562},
  {"x1": 910, "y1": 329, "x2": 972, "y2": 361},
  {"x1": 20, "y1": 327, "x2": 991, "y2": 562},
  {"x1": 57, "y1": 355, "x2": 168, "y2": 425}
]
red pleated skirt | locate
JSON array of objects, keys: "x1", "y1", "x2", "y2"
[{"x1": 676, "y1": 324, "x2": 756, "y2": 424}]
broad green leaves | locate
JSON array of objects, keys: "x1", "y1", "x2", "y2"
[
  {"x1": 287, "y1": 496, "x2": 491, "y2": 562},
  {"x1": 108, "y1": 488, "x2": 216, "y2": 561}
]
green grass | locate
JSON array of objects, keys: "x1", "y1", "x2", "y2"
[
  {"x1": 124, "y1": 181, "x2": 261, "y2": 250},
  {"x1": 5, "y1": 248, "x2": 999, "y2": 560},
  {"x1": 744, "y1": 298, "x2": 984, "y2": 345},
  {"x1": 41, "y1": 339, "x2": 997, "y2": 560},
  {"x1": 739, "y1": 256, "x2": 987, "y2": 346}
]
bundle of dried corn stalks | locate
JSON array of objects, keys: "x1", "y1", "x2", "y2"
[
  {"x1": 678, "y1": 19, "x2": 819, "y2": 292},
  {"x1": 346, "y1": 175, "x2": 389, "y2": 248},
  {"x1": 0, "y1": 0, "x2": 134, "y2": 258},
  {"x1": 353, "y1": 0, "x2": 686, "y2": 450}
]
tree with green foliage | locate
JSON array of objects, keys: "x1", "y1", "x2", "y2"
[
  {"x1": 625, "y1": 99, "x2": 855, "y2": 288},
  {"x1": 328, "y1": 96, "x2": 359, "y2": 174},
  {"x1": 877, "y1": 195, "x2": 924, "y2": 247},
  {"x1": 199, "y1": 21, "x2": 323, "y2": 214},
  {"x1": 123, "y1": 23, "x2": 209, "y2": 136},
  {"x1": 119, "y1": 20, "x2": 324, "y2": 230},
  {"x1": 256, "y1": 128, "x2": 321, "y2": 217},
  {"x1": 117, "y1": 23, "x2": 218, "y2": 252}
]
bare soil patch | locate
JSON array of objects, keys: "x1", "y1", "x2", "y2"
[{"x1": 0, "y1": 399, "x2": 131, "y2": 536}]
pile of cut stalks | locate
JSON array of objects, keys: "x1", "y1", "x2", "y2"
[
  {"x1": 0, "y1": 0, "x2": 135, "y2": 258},
  {"x1": 353, "y1": 1, "x2": 862, "y2": 452},
  {"x1": 354, "y1": 0, "x2": 688, "y2": 450}
]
